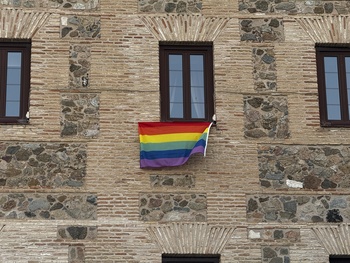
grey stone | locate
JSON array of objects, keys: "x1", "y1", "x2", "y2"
[
  {"x1": 274, "y1": 230, "x2": 284, "y2": 239},
  {"x1": 28, "y1": 199, "x2": 50, "y2": 212},
  {"x1": 67, "y1": 226, "x2": 87, "y2": 239},
  {"x1": 245, "y1": 129, "x2": 267, "y2": 138},
  {"x1": 330, "y1": 198, "x2": 347, "y2": 209},
  {"x1": 275, "y1": 2, "x2": 296, "y2": 11},
  {"x1": 176, "y1": 1, "x2": 187, "y2": 12},
  {"x1": 165, "y1": 3, "x2": 176, "y2": 12},
  {"x1": 61, "y1": 122, "x2": 78, "y2": 136},
  {"x1": 241, "y1": 34, "x2": 258, "y2": 41},
  {"x1": 262, "y1": 54, "x2": 275, "y2": 64},
  {"x1": 270, "y1": 258, "x2": 283, "y2": 263},
  {"x1": 263, "y1": 247, "x2": 277, "y2": 258},
  {"x1": 256, "y1": 0, "x2": 268, "y2": 11},
  {"x1": 247, "y1": 97, "x2": 264, "y2": 108},
  {"x1": 324, "y1": 2, "x2": 333, "y2": 13},
  {"x1": 247, "y1": 198, "x2": 258, "y2": 212}
]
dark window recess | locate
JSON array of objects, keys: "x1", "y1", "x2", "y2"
[
  {"x1": 330, "y1": 255, "x2": 350, "y2": 263},
  {"x1": 162, "y1": 254, "x2": 220, "y2": 263},
  {"x1": 0, "y1": 40, "x2": 31, "y2": 124},
  {"x1": 160, "y1": 43, "x2": 214, "y2": 122},
  {"x1": 316, "y1": 45, "x2": 350, "y2": 127}
]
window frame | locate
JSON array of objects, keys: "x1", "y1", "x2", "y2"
[
  {"x1": 0, "y1": 40, "x2": 31, "y2": 124},
  {"x1": 162, "y1": 254, "x2": 220, "y2": 263},
  {"x1": 316, "y1": 45, "x2": 350, "y2": 127},
  {"x1": 329, "y1": 255, "x2": 350, "y2": 263},
  {"x1": 159, "y1": 42, "x2": 214, "y2": 122}
]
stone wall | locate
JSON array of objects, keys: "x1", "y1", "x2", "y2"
[
  {"x1": 248, "y1": 228, "x2": 301, "y2": 242},
  {"x1": 0, "y1": 193, "x2": 97, "y2": 220},
  {"x1": 247, "y1": 195, "x2": 349, "y2": 223},
  {"x1": 61, "y1": 16, "x2": 101, "y2": 39},
  {"x1": 61, "y1": 93, "x2": 100, "y2": 138},
  {"x1": 140, "y1": 193, "x2": 207, "y2": 222},
  {"x1": 1, "y1": 0, "x2": 350, "y2": 262},
  {"x1": 69, "y1": 44, "x2": 91, "y2": 89},
  {"x1": 239, "y1": 0, "x2": 350, "y2": 15},
  {"x1": 258, "y1": 145, "x2": 350, "y2": 190},
  {"x1": 252, "y1": 48, "x2": 277, "y2": 91},
  {"x1": 58, "y1": 225, "x2": 97, "y2": 240},
  {"x1": 262, "y1": 246, "x2": 290, "y2": 263},
  {"x1": 138, "y1": 0, "x2": 202, "y2": 13},
  {"x1": 244, "y1": 96, "x2": 289, "y2": 139},
  {"x1": 0, "y1": 0, "x2": 98, "y2": 9},
  {"x1": 240, "y1": 18, "x2": 284, "y2": 42},
  {"x1": 0, "y1": 142, "x2": 86, "y2": 188},
  {"x1": 150, "y1": 174, "x2": 195, "y2": 188}
]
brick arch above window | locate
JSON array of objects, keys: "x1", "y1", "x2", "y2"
[
  {"x1": 140, "y1": 14, "x2": 231, "y2": 42},
  {"x1": 296, "y1": 16, "x2": 350, "y2": 43},
  {"x1": 0, "y1": 9, "x2": 51, "y2": 39},
  {"x1": 312, "y1": 224, "x2": 350, "y2": 255},
  {"x1": 147, "y1": 223, "x2": 235, "y2": 254}
]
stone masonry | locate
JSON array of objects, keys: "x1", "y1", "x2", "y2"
[
  {"x1": 61, "y1": 16, "x2": 101, "y2": 39},
  {"x1": 0, "y1": 193, "x2": 97, "y2": 220},
  {"x1": 0, "y1": 142, "x2": 86, "y2": 188},
  {"x1": 247, "y1": 195, "x2": 350, "y2": 223},
  {"x1": 262, "y1": 246, "x2": 290, "y2": 263},
  {"x1": 239, "y1": 0, "x2": 350, "y2": 15},
  {"x1": 69, "y1": 44, "x2": 91, "y2": 89},
  {"x1": 240, "y1": 18, "x2": 284, "y2": 42},
  {"x1": 58, "y1": 225, "x2": 97, "y2": 240},
  {"x1": 61, "y1": 93, "x2": 100, "y2": 138},
  {"x1": 140, "y1": 193, "x2": 207, "y2": 222},
  {"x1": 252, "y1": 48, "x2": 277, "y2": 91},
  {"x1": 138, "y1": 0, "x2": 202, "y2": 13},
  {"x1": 244, "y1": 96, "x2": 289, "y2": 139},
  {"x1": 258, "y1": 145, "x2": 350, "y2": 190}
]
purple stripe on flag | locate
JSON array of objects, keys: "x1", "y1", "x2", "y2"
[{"x1": 140, "y1": 146, "x2": 205, "y2": 168}]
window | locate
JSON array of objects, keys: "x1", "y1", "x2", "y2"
[
  {"x1": 316, "y1": 45, "x2": 350, "y2": 127},
  {"x1": 160, "y1": 43, "x2": 214, "y2": 122},
  {"x1": 329, "y1": 255, "x2": 350, "y2": 263},
  {"x1": 162, "y1": 254, "x2": 220, "y2": 263},
  {"x1": 0, "y1": 40, "x2": 31, "y2": 124}
]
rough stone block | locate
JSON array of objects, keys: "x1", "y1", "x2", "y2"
[
  {"x1": 247, "y1": 194, "x2": 350, "y2": 223},
  {"x1": 258, "y1": 145, "x2": 350, "y2": 189},
  {"x1": 61, "y1": 93, "x2": 100, "y2": 138},
  {"x1": 51, "y1": 0, "x2": 98, "y2": 10},
  {"x1": 140, "y1": 193, "x2": 206, "y2": 222},
  {"x1": 0, "y1": 142, "x2": 86, "y2": 188},
  {"x1": 58, "y1": 225, "x2": 97, "y2": 240},
  {"x1": 248, "y1": 228, "x2": 300, "y2": 242},
  {"x1": 239, "y1": 0, "x2": 349, "y2": 15},
  {"x1": 240, "y1": 18, "x2": 284, "y2": 42},
  {"x1": 69, "y1": 45, "x2": 91, "y2": 89},
  {"x1": 61, "y1": 16, "x2": 101, "y2": 38},
  {"x1": 244, "y1": 96, "x2": 289, "y2": 139},
  {"x1": 0, "y1": 193, "x2": 97, "y2": 220},
  {"x1": 252, "y1": 48, "x2": 277, "y2": 91},
  {"x1": 262, "y1": 246, "x2": 290, "y2": 263},
  {"x1": 68, "y1": 244, "x2": 85, "y2": 263},
  {"x1": 138, "y1": 0, "x2": 202, "y2": 13},
  {"x1": 150, "y1": 175, "x2": 195, "y2": 188}
]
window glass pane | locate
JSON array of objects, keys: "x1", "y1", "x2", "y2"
[
  {"x1": 5, "y1": 52, "x2": 22, "y2": 117},
  {"x1": 345, "y1": 57, "x2": 350, "y2": 118},
  {"x1": 324, "y1": 57, "x2": 341, "y2": 120},
  {"x1": 190, "y1": 55, "x2": 205, "y2": 119},
  {"x1": 169, "y1": 54, "x2": 183, "y2": 118}
]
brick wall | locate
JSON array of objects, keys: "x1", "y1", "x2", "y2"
[{"x1": 0, "y1": 0, "x2": 348, "y2": 262}]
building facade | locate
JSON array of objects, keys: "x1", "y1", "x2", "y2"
[{"x1": 0, "y1": 0, "x2": 350, "y2": 262}]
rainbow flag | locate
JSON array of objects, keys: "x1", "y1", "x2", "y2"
[{"x1": 138, "y1": 122, "x2": 212, "y2": 168}]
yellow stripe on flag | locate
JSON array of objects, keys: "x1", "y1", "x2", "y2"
[{"x1": 139, "y1": 131, "x2": 207, "y2": 143}]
